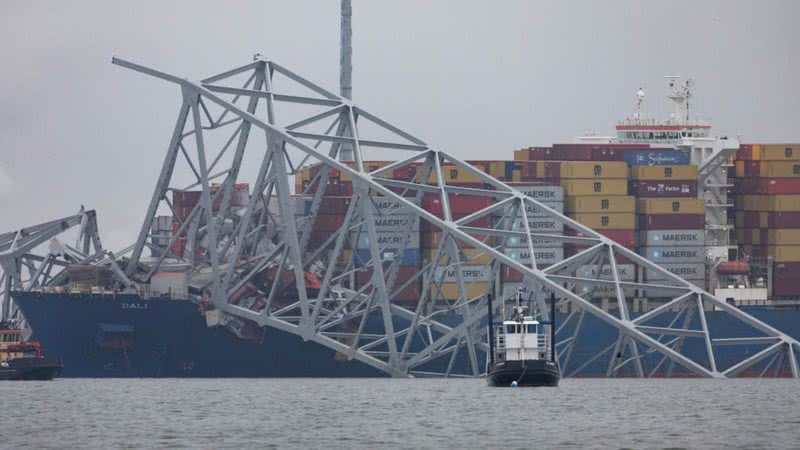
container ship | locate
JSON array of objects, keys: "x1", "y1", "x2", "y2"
[{"x1": 8, "y1": 71, "x2": 800, "y2": 378}]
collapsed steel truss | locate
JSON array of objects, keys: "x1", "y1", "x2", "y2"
[
  {"x1": 0, "y1": 209, "x2": 105, "y2": 324},
  {"x1": 8, "y1": 55, "x2": 799, "y2": 378}
]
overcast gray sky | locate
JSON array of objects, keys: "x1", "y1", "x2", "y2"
[{"x1": 1, "y1": 0, "x2": 798, "y2": 250}]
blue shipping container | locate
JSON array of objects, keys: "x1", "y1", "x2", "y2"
[
  {"x1": 625, "y1": 150, "x2": 690, "y2": 166},
  {"x1": 354, "y1": 249, "x2": 420, "y2": 267}
]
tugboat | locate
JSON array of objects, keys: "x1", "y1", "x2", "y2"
[
  {"x1": 487, "y1": 292, "x2": 560, "y2": 387},
  {"x1": 0, "y1": 325, "x2": 63, "y2": 381}
]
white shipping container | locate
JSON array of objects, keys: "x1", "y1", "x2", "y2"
[
  {"x1": 433, "y1": 265, "x2": 492, "y2": 284},
  {"x1": 513, "y1": 185, "x2": 565, "y2": 202},
  {"x1": 357, "y1": 232, "x2": 420, "y2": 249},
  {"x1": 509, "y1": 218, "x2": 564, "y2": 233},
  {"x1": 638, "y1": 229, "x2": 705, "y2": 247},
  {"x1": 504, "y1": 247, "x2": 564, "y2": 266},
  {"x1": 645, "y1": 263, "x2": 706, "y2": 281},
  {"x1": 640, "y1": 246, "x2": 705, "y2": 264},
  {"x1": 576, "y1": 264, "x2": 636, "y2": 282}
]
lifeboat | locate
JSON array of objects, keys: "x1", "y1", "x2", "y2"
[{"x1": 717, "y1": 260, "x2": 750, "y2": 276}]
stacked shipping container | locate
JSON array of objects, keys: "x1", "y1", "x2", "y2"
[
  {"x1": 735, "y1": 144, "x2": 800, "y2": 296},
  {"x1": 632, "y1": 163, "x2": 706, "y2": 288}
]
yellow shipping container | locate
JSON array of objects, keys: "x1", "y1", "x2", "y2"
[
  {"x1": 565, "y1": 195, "x2": 635, "y2": 213},
  {"x1": 487, "y1": 161, "x2": 506, "y2": 179},
  {"x1": 767, "y1": 229, "x2": 800, "y2": 245},
  {"x1": 511, "y1": 169, "x2": 522, "y2": 182},
  {"x1": 630, "y1": 165, "x2": 698, "y2": 181},
  {"x1": 570, "y1": 213, "x2": 636, "y2": 230},
  {"x1": 768, "y1": 245, "x2": 800, "y2": 262},
  {"x1": 560, "y1": 179, "x2": 628, "y2": 196},
  {"x1": 637, "y1": 198, "x2": 705, "y2": 215},
  {"x1": 514, "y1": 149, "x2": 527, "y2": 161},
  {"x1": 752, "y1": 196, "x2": 800, "y2": 212},
  {"x1": 735, "y1": 160, "x2": 746, "y2": 176},
  {"x1": 751, "y1": 229, "x2": 761, "y2": 245},
  {"x1": 735, "y1": 228, "x2": 746, "y2": 244},
  {"x1": 756, "y1": 161, "x2": 800, "y2": 178},
  {"x1": 431, "y1": 283, "x2": 490, "y2": 301},
  {"x1": 555, "y1": 161, "x2": 628, "y2": 179},
  {"x1": 758, "y1": 144, "x2": 800, "y2": 161},
  {"x1": 422, "y1": 249, "x2": 491, "y2": 266}
]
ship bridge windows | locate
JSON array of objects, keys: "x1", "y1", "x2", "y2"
[{"x1": 505, "y1": 324, "x2": 519, "y2": 334}]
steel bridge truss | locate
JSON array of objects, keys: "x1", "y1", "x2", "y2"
[
  {"x1": 0, "y1": 209, "x2": 109, "y2": 324},
  {"x1": 109, "y1": 55, "x2": 800, "y2": 378}
]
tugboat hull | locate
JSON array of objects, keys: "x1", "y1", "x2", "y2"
[
  {"x1": 0, "y1": 357, "x2": 63, "y2": 381},
  {"x1": 488, "y1": 360, "x2": 560, "y2": 387}
]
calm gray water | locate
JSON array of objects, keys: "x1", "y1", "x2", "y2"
[{"x1": 1, "y1": 378, "x2": 797, "y2": 449}]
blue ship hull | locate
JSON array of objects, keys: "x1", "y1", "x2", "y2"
[{"x1": 12, "y1": 291, "x2": 800, "y2": 377}]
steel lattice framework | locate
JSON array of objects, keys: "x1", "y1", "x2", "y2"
[
  {"x1": 0, "y1": 209, "x2": 106, "y2": 324},
  {"x1": 37, "y1": 55, "x2": 791, "y2": 379}
]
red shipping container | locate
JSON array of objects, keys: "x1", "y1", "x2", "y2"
[
  {"x1": 518, "y1": 161, "x2": 538, "y2": 180},
  {"x1": 762, "y1": 212, "x2": 800, "y2": 228},
  {"x1": 355, "y1": 266, "x2": 421, "y2": 301},
  {"x1": 314, "y1": 197, "x2": 351, "y2": 215},
  {"x1": 737, "y1": 144, "x2": 754, "y2": 161},
  {"x1": 773, "y1": 263, "x2": 800, "y2": 296},
  {"x1": 629, "y1": 180, "x2": 698, "y2": 198},
  {"x1": 422, "y1": 193, "x2": 492, "y2": 216},
  {"x1": 312, "y1": 214, "x2": 345, "y2": 232},
  {"x1": 742, "y1": 211, "x2": 760, "y2": 228},
  {"x1": 172, "y1": 191, "x2": 202, "y2": 210},
  {"x1": 638, "y1": 213, "x2": 705, "y2": 230},
  {"x1": 759, "y1": 178, "x2": 800, "y2": 195}
]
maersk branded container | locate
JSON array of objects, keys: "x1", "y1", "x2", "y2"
[
  {"x1": 570, "y1": 213, "x2": 636, "y2": 230},
  {"x1": 356, "y1": 232, "x2": 420, "y2": 249},
  {"x1": 639, "y1": 246, "x2": 705, "y2": 264},
  {"x1": 630, "y1": 165, "x2": 698, "y2": 181},
  {"x1": 638, "y1": 229, "x2": 704, "y2": 247},
  {"x1": 644, "y1": 263, "x2": 705, "y2": 282},
  {"x1": 576, "y1": 264, "x2": 636, "y2": 281},
  {"x1": 561, "y1": 179, "x2": 628, "y2": 196},
  {"x1": 629, "y1": 180, "x2": 698, "y2": 198},
  {"x1": 509, "y1": 184, "x2": 565, "y2": 202},
  {"x1": 638, "y1": 213, "x2": 705, "y2": 230},
  {"x1": 637, "y1": 198, "x2": 705, "y2": 215},
  {"x1": 433, "y1": 265, "x2": 492, "y2": 284},
  {"x1": 503, "y1": 247, "x2": 565, "y2": 266},
  {"x1": 624, "y1": 150, "x2": 690, "y2": 166},
  {"x1": 501, "y1": 234, "x2": 562, "y2": 248},
  {"x1": 565, "y1": 196, "x2": 635, "y2": 213},
  {"x1": 509, "y1": 218, "x2": 564, "y2": 233}
]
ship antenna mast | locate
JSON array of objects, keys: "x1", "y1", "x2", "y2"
[
  {"x1": 339, "y1": 0, "x2": 354, "y2": 161},
  {"x1": 635, "y1": 87, "x2": 645, "y2": 118}
]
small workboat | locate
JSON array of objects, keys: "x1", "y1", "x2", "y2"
[
  {"x1": 1, "y1": 327, "x2": 63, "y2": 381},
  {"x1": 487, "y1": 291, "x2": 560, "y2": 387}
]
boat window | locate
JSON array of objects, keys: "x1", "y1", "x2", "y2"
[
  {"x1": 506, "y1": 324, "x2": 516, "y2": 334},
  {"x1": 527, "y1": 324, "x2": 537, "y2": 334}
]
